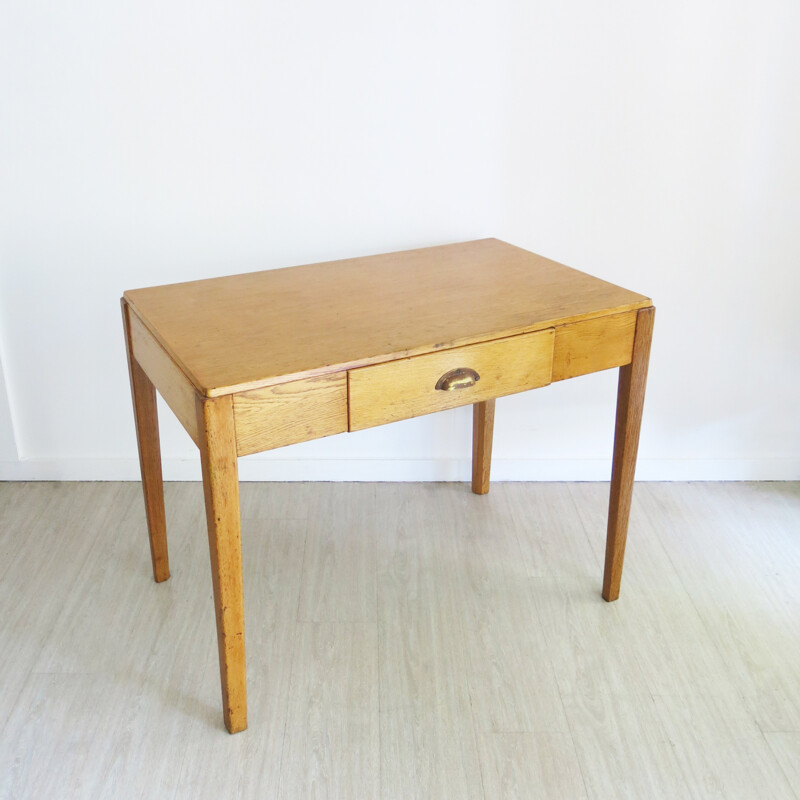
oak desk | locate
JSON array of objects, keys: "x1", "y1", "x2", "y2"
[{"x1": 121, "y1": 238, "x2": 654, "y2": 734}]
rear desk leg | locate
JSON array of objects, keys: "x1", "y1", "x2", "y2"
[{"x1": 472, "y1": 399, "x2": 495, "y2": 495}]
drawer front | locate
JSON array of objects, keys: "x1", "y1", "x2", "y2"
[
  {"x1": 348, "y1": 328, "x2": 554, "y2": 431},
  {"x1": 552, "y1": 311, "x2": 636, "y2": 381},
  {"x1": 233, "y1": 373, "x2": 347, "y2": 456}
]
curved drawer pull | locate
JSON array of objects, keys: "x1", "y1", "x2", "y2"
[{"x1": 435, "y1": 367, "x2": 480, "y2": 391}]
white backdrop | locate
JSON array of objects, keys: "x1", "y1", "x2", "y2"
[{"x1": 1, "y1": 0, "x2": 798, "y2": 481}]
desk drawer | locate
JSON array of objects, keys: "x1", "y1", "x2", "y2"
[{"x1": 348, "y1": 329, "x2": 554, "y2": 431}]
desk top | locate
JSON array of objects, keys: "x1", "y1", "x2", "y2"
[{"x1": 124, "y1": 238, "x2": 651, "y2": 396}]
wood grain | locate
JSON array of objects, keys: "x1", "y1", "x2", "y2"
[
  {"x1": 452, "y1": 484, "x2": 572, "y2": 733},
  {"x1": 471, "y1": 400, "x2": 495, "y2": 495},
  {"x1": 765, "y1": 733, "x2": 800, "y2": 794},
  {"x1": 196, "y1": 394, "x2": 247, "y2": 733},
  {"x1": 377, "y1": 486, "x2": 484, "y2": 799},
  {"x1": 348, "y1": 329, "x2": 554, "y2": 431},
  {"x1": 121, "y1": 300, "x2": 170, "y2": 583},
  {"x1": 562, "y1": 690, "x2": 691, "y2": 799},
  {"x1": 651, "y1": 691, "x2": 796, "y2": 799},
  {"x1": 123, "y1": 239, "x2": 651, "y2": 396},
  {"x1": 476, "y1": 734, "x2": 587, "y2": 799},
  {"x1": 552, "y1": 310, "x2": 637, "y2": 382},
  {"x1": 297, "y1": 484, "x2": 378, "y2": 623},
  {"x1": 603, "y1": 306, "x2": 655, "y2": 601},
  {"x1": 233, "y1": 373, "x2": 347, "y2": 457},
  {"x1": 567, "y1": 483, "x2": 741, "y2": 699},
  {"x1": 280, "y1": 622, "x2": 380, "y2": 798},
  {"x1": 127, "y1": 303, "x2": 200, "y2": 445},
  {"x1": 637, "y1": 483, "x2": 800, "y2": 734}
]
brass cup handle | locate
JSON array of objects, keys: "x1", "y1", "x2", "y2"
[{"x1": 435, "y1": 367, "x2": 480, "y2": 391}]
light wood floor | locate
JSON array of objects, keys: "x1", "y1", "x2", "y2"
[{"x1": 1, "y1": 481, "x2": 798, "y2": 799}]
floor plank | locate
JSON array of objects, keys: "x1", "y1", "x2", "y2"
[
  {"x1": 764, "y1": 732, "x2": 800, "y2": 800},
  {"x1": 453, "y1": 485, "x2": 569, "y2": 733},
  {"x1": 562, "y1": 690, "x2": 690, "y2": 800},
  {"x1": 0, "y1": 484, "x2": 120, "y2": 732},
  {"x1": 651, "y1": 690, "x2": 796, "y2": 799},
  {"x1": 279, "y1": 621, "x2": 379, "y2": 799},
  {"x1": 377, "y1": 484, "x2": 484, "y2": 800},
  {"x1": 476, "y1": 732, "x2": 587, "y2": 799},
  {"x1": 297, "y1": 484, "x2": 378, "y2": 623}
]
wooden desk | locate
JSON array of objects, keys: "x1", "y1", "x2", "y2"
[{"x1": 121, "y1": 238, "x2": 654, "y2": 734}]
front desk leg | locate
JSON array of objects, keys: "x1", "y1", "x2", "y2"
[
  {"x1": 472, "y1": 399, "x2": 496, "y2": 495},
  {"x1": 196, "y1": 394, "x2": 247, "y2": 733},
  {"x1": 603, "y1": 306, "x2": 655, "y2": 601}
]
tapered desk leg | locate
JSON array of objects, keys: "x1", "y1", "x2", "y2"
[
  {"x1": 122, "y1": 301, "x2": 170, "y2": 583},
  {"x1": 472, "y1": 399, "x2": 495, "y2": 495},
  {"x1": 603, "y1": 306, "x2": 655, "y2": 602},
  {"x1": 196, "y1": 394, "x2": 247, "y2": 734}
]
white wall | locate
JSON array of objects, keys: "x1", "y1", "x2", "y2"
[
  {"x1": 0, "y1": 355, "x2": 18, "y2": 462},
  {"x1": 1, "y1": 0, "x2": 798, "y2": 481}
]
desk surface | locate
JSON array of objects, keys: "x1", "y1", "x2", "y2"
[{"x1": 124, "y1": 238, "x2": 651, "y2": 397}]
